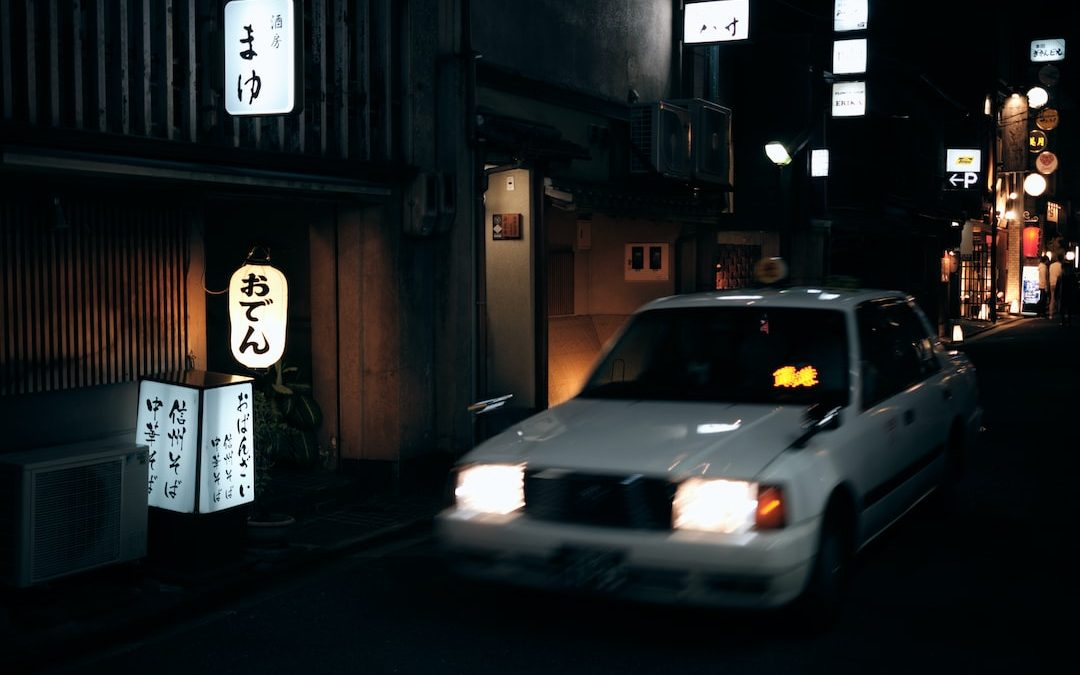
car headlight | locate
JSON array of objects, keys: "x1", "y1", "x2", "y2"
[
  {"x1": 454, "y1": 463, "x2": 525, "y2": 515},
  {"x1": 673, "y1": 478, "x2": 786, "y2": 533}
]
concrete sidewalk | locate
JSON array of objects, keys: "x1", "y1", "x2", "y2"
[{"x1": 0, "y1": 468, "x2": 447, "y2": 674}]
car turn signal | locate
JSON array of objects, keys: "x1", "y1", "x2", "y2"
[{"x1": 755, "y1": 485, "x2": 786, "y2": 530}]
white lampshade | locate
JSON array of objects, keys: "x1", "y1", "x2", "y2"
[{"x1": 951, "y1": 325, "x2": 964, "y2": 343}]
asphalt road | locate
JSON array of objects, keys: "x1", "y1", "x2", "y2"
[{"x1": 49, "y1": 319, "x2": 1077, "y2": 674}]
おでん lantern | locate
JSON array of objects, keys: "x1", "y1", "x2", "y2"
[{"x1": 229, "y1": 258, "x2": 288, "y2": 369}]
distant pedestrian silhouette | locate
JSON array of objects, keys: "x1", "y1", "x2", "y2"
[
  {"x1": 1038, "y1": 256, "x2": 1050, "y2": 318},
  {"x1": 1049, "y1": 256, "x2": 1063, "y2": 320},
  {"x1": 1059, "y1": 262, "x2": 1077, "y2": 326}
]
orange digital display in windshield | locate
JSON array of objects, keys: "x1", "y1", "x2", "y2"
[{"x1": 772, "y1": 365, "x2": 819, "y2": 388}]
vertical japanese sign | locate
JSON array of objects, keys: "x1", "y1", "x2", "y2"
[
  {"x1": 834, "y1": 0, "x2": 868, "y2": 32},
  {"x1": 224, "y1": 0, "x2": 298, "y2": 116},
  {"x1": 683, "y1": 0, "x2": 750, "y2": 44},
  {"x1": 199, "y1": 383, "x2": 256, "y2": 513},
  {"x1": 229, "y1": 260, "x2": 289, "y2": 370},
  {"x1": 137, "y1": 382, "x2": 201, "y2": 513}
]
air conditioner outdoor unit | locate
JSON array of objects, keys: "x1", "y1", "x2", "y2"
[
  {"x1": 0, "y1": 434, "x2": 148, "y2": 588},
  {"x1": 630, "y1": 101, "x2": 691, "y2": 180},
  {"x1": 684, "y1": 99, "x2": 733, "y2": 186}
]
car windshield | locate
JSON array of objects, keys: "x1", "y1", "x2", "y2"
[{"x1": 579, "y1": 306, "x2": 850, "y2": 405}]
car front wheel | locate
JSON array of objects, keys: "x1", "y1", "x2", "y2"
[{"x1": 796, "y1": 512, "x2": 853, "y2": 625}]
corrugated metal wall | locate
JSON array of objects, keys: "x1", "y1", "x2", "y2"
[{"x1": 0, "y1": 194, "x2": 188, "y2": 396}]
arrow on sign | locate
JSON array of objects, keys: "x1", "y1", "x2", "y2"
[{"x1": 948, "y1": 172, "x2": 979, "y2": 188}]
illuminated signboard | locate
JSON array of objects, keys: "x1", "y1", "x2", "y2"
[
  {"x1": 773, "y1": 365, "x2": 819, "y2": 388},
  {"x1": 1030, "y1": 38, "x2": 1065, "y2": 63},
  {"x1": 137, "y1": 372, "x2": 256, "y2": 514},
  {"x1": 810, "y1": 149, "x2": 830, "y2": 177},
  {"x1": 833, "y1": 38, "x2": 867, "y2": 75},
  {"x1": 229, "y1": 258, "x2": 289, "y2": 369},
  {"x1": 224, "y1": 0, "x2": 299, "y2": 115},
  {"x1": 946, "y1": 149, "x2": 982, "y2": 173},
  {"x1": 834, "y1": 0, "x2": 868, "y2": 32},
  {"x1": 831, "y1": 81, "x2": 866, "y2": 117},
  {"x1": 684, "y1": 0, "x2": 750, "y2": 44}
]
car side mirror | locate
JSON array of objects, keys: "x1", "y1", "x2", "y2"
[
  {"x1": 791, "y1": 403, "x2": 842, "y2": 449},
  {"x1": 468, "y1": 394, "x2": 513, "y2": 416}
]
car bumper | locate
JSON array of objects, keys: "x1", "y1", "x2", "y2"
[{"x1": 435, "y1": 509, "x2": 821, "y2": 609}]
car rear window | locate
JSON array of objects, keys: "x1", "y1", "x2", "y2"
[{"x1": 580, "y1": 306, "x2": 850, "y2": 405}]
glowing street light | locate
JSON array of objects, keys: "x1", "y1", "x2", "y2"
[{"x1": 765, "y1": 142, "x2": 793, "y2": 166}]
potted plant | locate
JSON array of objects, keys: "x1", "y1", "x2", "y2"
[{"x1": 247, "y1": 362, "x2": 323, "y2": 542}]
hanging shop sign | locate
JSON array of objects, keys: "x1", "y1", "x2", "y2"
[
  {"x1": 810, "y1": 149, "x2": 830, "y2": 177},
  {"x1": 1036, "y1": 108, "x2": 1059, "y2": 131},
  {"x1": 944, "y1": 149, "x2": 981, "y2": 190},
  {"x1": 833, "y1": 0, "x2": 868, "y2": 32},
  {"x1": 1028, "y1": 130, "x2": 1047, "y2": 153},
  {"x1": 833, "y1": 38, "x2": 867, "y2": 75},
  {"x1": 224, "y1": 0, "x2": 300, "y2": 116},
  {"x1": 1048, "y1": 201, "x2": 1061, "y2": 223},
  {"x1": 136, "y1": 372, "x2": 255, "y2": 514},
  {"x1": 831, "y1": 81, "x2": 866, "y2": 117},
  {"x1": 683, "y1": 0, "x2": 750, "y2": 44},
  {"x1": 229, "y1": 253, "x2": 289, "y2": 369},
  {"x1": 1030, "y1": 38, "x2": 1065, "y2": 63},
  {"x1": 1036, "y1": 151, "x2": 1059, "y2": 175}
]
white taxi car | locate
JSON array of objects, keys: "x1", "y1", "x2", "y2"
[{"x1": 436, "y1": 287, "x2": 981, "y2": 616}]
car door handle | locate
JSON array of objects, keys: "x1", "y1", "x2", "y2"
[{"x1": 903, "y1": 409, "x2": 915, "y2": 426}]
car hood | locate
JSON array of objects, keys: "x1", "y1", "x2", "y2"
[{"x1": 464, "y1": 398, "x2": 809, "y2": 480}]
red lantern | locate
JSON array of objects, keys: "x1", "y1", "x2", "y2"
[{"x1": 1023, "y1": 226, "x2": 1041, "y2": 258}]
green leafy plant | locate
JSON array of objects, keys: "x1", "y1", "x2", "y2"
[{"x1": 252, "y1": 362, "x2": 324, "y2": 497}]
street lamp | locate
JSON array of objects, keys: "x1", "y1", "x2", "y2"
[{"x1": 765, "y1": 141, "x2": 793, "y2": 166}]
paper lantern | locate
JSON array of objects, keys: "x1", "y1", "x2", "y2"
[
  {"x1": 229, "y1": 257, "x2": 288, "y2": 369},
  {"x1": 1023, "y1": 227, "x2": 1041, "y2": 258}
]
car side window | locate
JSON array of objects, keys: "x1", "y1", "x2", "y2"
[
  {"x1": 882, "y1": 302, "x2": 940, "y2": 378},
  {"x1": 857, "y1": 303, "x2": 903, "y2": 409}
]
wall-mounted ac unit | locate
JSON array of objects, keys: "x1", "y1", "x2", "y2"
[
  {"x1": 0, "y1": 435, "x2": 148, "y2": 588},
  {"x1": 630, "y1": 101, "x2": 691, "y2": 180},
  {"x1": 683, "y1": 99, "x2": 733, "y2": 186}
]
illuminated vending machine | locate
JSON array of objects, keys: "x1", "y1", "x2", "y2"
[
  {"x1": 135, "y1": 371, "x2": 255, "y2": 568},
  {"x1": 1021, "y1": 265, "x2": 1041, "y2": 316}
]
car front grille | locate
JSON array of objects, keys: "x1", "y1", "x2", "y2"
[{"x1": 523, "y1": 470, "x2": 675, "y2": 530}]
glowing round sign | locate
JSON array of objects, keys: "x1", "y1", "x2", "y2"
[
  {"x1": 1036, "y1": 108, "x2": 1059, "y2": 131},
  {"x1": 1027, "y1": 86, "x2": 1049, "y2": 109},
  {"x1": 1024, "y1": 173, "x2": 1048, "y2": 197},
  {"x1": 1036, "y1": 151, "x2": 1059, "y2": 175}
]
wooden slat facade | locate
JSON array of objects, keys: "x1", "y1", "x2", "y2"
[
  {"x1": 0, "y1": 0, "x2": 376, "y2": 162},
  {"x1": 0, "y1": 194, "x2": 189, "y2": 396}
]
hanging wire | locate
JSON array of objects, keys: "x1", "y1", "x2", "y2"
[{"x1": 203, "y1": 245, "x2": 272, "y2": 295}]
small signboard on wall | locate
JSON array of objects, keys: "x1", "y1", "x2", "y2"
[{"x1": 493, "y1": 213, "x2": 522, "y2": 240}]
